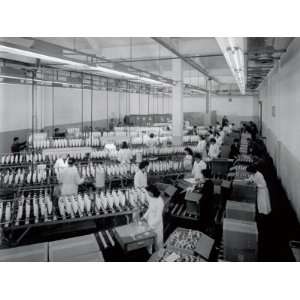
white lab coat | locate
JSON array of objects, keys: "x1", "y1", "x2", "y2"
[
  {"x1": 208, "y1": 144, "x2": 220, "y2": 159},
  {"x1": 59, "y1": 166, "x2": 84, "y2": 196},
  {"x1": 134, "y1": 169, "x2": 147, "y2": 188},
  {"x1": 183, "y1": 154, "x2": 193, "y2": 170},
  {"x1": 192, "y1": 160, "x2": 207, "y2": 180},
  {"x1": 216, "y1": 136, "x2": 223, "y2": 147},
  {"x1": 146, "y1": 137, "x2": 157, "y2": 147},
  {"x1": 249, "y1": 171, "x2": 271, "y2": 215},
  {"x1": 223, "y1": 126, "x2": 231, "y2": 134},
  {"x1": 143, "y1": 195, "x2": 164, "y2": 251},
  {"x1": 197, "y1": 140, "x2": 207, "y2": 153},
  {"x1": 54, "y1": 158, "x2": 67, "y2": 179},
  {"x1": 104, "y1": 143, "x2": 116, "y2": 152},
  {"x1": 117, "y1": 148, "x2": 132, "y2": 164}
]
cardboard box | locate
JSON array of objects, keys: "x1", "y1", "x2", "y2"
[
  {"x1": 52, "y1": 251, "x2": 104, "y2": 262},
  {"x1": 49, "y1": 234, "x2": 100, "y2": 262},
  {"x1": 223, "y1": 218, "x2": 258, "y2": 262},
  {"x1": 194, "y1": 232, "x2": 215, "y2": 260},
  {"x1": 226, "y1": 200, "x2": 256, "y2": 222},
  {"x1": 0, "y1": 243, "x2": 48, "y2": 262},
  {"x1": 114, "y1": 223, "x2": 156, "y2": 253},
  {"x1": 231, "y1": 181, "x2": 257, "y2": 203},
  {"x1": 185, "y1": 191, "x2": 202, "y2": 215}
]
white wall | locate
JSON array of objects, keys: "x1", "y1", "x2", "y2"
[
  {"x1": 0, "y1": 84, "x2": 173, "y2": 134},
  {"x1": 183, "y1": 94, "x2": 258, "y2": 124},
  {"x1": 183, "y1": 96, "x2": 206, "y2": 112},
  {"x1": 259, "y1": 37, "x2": 300, "y2": 220},
  {"x1": 211, "y1": 95, "x2": 257, "y2": 117},
  {"x1": 0, "y1": 81, "x2": 257, "y2": 134},
  {"x1": 0, "y1": 84, "x2": 32, "y2": 132}
]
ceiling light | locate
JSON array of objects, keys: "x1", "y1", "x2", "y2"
[
  {"x1": 0, "y1": 43, "x2": 173, "y2": 87},
  {"x1": 0, "y1": 44, "x2": 85, "y2": 67},
  {"x1": 216, "y1": 38, "x2": 246, "y2": 94}
]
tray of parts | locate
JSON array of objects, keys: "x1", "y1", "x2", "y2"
[
  {"x1": 149, "y1": 247, "x2": 205, "y2": 262},
  {"x1": 165, "y1": 227, "x2": 203, "y2": 256}
]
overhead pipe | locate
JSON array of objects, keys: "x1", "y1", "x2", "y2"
[{"x1": 152, "y1": 37, "x2": 220, "y2": 84}]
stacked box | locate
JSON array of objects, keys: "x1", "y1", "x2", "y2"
[
  {"x1": 185, "y1": 191, "x2": 202, "y2": 215},
  {"x1": 114, "y1": 223, "x2": 156, "y2": 253},
  {"x1": 231, "y1": 181, "x2": 257, "y2": 203},
  {"x1": 223, "y1": 218, "x2": 258, "y2": 262},
  {"x1": 0, "y1": 243, "x2": 48, "y2": 262},
  {"x1": 49, "y1": 234, "x2": 102, "y2": 262},
  {"x1": 226, "y1": 200, "x2": 256, "y2": 222}
]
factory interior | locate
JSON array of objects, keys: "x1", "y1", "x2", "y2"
[
  {"x1": 1, "y1": 35, "x2": 299, "y2": 264},
  {"x1": 3, "y1": 0, "x2": 300, "y2": 297}
]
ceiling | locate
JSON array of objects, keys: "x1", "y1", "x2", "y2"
[
  {"x1": 0, "y1": 37, "x2": 294, "y2": 94},
  {"x1": 246, "y1": 37, "x2": 294, "y2": 90}
]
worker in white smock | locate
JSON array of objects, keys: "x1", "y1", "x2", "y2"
[
  {"x1": 183, "y1": 147, "x2": 194, "y2": 171},
  {"x1": 146, "y1": 133, "x2": 157, "y2": 147},
  {"x1": 192, "y1": 153, "x2": 207, "y2": 182},
  {"x1": 245, "y1": 165, "x2": 272, "y2": 254},
  {"x1": 134, "y1": 160, "x2": 149, "y2": 188},
  {"x1": 117, "y1": 141, "x2": 132, "y2": 164},
  {"x1": 54, "y1": 154, "x2": 68, "y2": 180},
  {"x1": 142, "y1": 184, "x2": 164, "y2": 252},
  {"x1": 223, "y1": 124, "x2": 231, "y2": 134},
  {"x1": 215, "y1": 132, "x2": 223, "y2": 147},
  {"x1": 246, "y1": 165, "x2": 272, "y2": 216},
  {"x1": 197, "y1": 135, "x2": 207, "y2": 154},
  {"x1": 59, "y1": 158, "x2": 84, "y2": 196},
  {"x1": 208, "y1": 138, "x2": 220, "y2": 159}
]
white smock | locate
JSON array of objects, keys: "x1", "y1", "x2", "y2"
[
  {"x1": 59, "y1": 166, "x2": 84, "y2": 196},
  {"x1": 192, "y1": 160, "x2": 207, "y2": 180},
  {"x1": 117, "y1": 148, "x2": 132, "y2": 164},
  {"x1": 249, "y1": 171, "x2": 272, "y2": 215},
  {"x1": 197, "y1": 140, "x2": 207, "y2": 153},
  {"x1": 134, "y1": 169, "x2": 147, "y2": 188},
  {"x1": 54, "y1": 158, "x2": 67, "y2": 179},
  {"x1": 143, "y1": 195, "x2": 164, "y2": 251},
  {"x1": 183, "y1": 154, "x2": 193, "y2": 170},
  {"x1": 208, "y1": 144, "x2": 220, "y2": 159},
  {"x1": 216, "y1": 136, "x2": 223, "y2": 147}
]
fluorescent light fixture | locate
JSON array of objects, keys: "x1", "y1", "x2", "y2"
[
  {"x1": 216, "y1": 37, "x2": 246, "y2": 94},
  {"x1": 89, "y1": 65, "x2": 138, "y2": 79},
  {"x1": 138, "y1": 77, "x2": 172, "y2": 86},
  {"x1": 0, "y1": 43, "x2": 173, "y2": 87},
  {"x1": 0, "y1": 45, "x2": 84, "y2": 67},
  {"x1": 0, "y1": 74, "x2": 72, "y2": 86}
]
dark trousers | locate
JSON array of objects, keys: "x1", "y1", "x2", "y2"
[{"x1": 256, "y1": 212, "x2": 272, "y2": 261}]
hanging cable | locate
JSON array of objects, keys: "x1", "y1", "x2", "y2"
[
  {"x1": 106, "y1": 78, "x2": 109, "y2": 130},
  {"x1": 52, "y1": 83, "x2": 54, "y2": 137},
  {"x1": 118, "y1": 80, "x2": 121, "y2": 123},
  {"x1": 138, "y1": 82, "x2": 141, "y2": 125},
  {"x1": 90, "y1": 75, "x2": 93, "y2": 146},
  {"x1": 81, "y1": 73, "x2": 84, "y2": 135}
]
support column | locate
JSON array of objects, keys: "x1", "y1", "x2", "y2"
[
  {"x1": 205, "y1": 78, "x2": 211, "y2": 113},
  {"x1": 172, "y1": 57, "x2": 183, "y2": 145}
]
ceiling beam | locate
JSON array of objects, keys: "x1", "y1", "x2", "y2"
[
  {"x1": 152, "y1": 37, "x2": 220, "y2": 83},
  {"x1": 18, "y1": 37, "x2": 174, "y2": 85}
]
